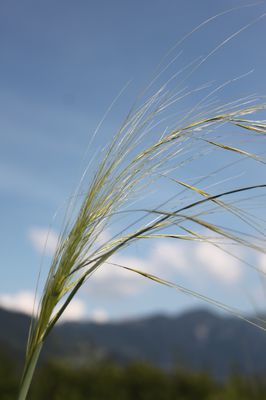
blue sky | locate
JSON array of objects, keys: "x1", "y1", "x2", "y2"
[{"x1": 1, "y1": 0, "x2": 266, "y2": 322}]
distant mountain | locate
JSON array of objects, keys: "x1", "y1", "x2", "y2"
[
  {"x1": 1, "y1": 307, "x2": 266, "y2": 380},
  {"x1": 0, "y1": 307, "x2": 31, "y2": 363}
]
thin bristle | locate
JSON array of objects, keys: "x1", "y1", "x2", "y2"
[{"x1": 18, "y1": 11, "x2": 266, "y2": 400}]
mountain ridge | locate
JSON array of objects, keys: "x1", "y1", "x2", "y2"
[{"x1": 1, "y1": 306, "x2": 266, "y2": 380}]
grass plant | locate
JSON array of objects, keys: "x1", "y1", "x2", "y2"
[{"x1": 18, "y1": 8, "x2": 266, "y2": 400}]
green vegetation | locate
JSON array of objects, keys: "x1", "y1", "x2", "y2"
[
  {"x1": 0, "y1": 352, "x2": 18, "y2": 400},
  {"x1": 3, "y1": 354, "x2": 266, "y2": 400}
]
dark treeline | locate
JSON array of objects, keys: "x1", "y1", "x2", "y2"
[{"x1": 2, "y1": 354, "x2": 266, "y2": 400}]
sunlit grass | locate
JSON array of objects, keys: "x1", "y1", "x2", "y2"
[{"x1": 18, "y1": 9, "x2": 266, "y2": 400}]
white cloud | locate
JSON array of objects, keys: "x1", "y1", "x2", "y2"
[
  {"x1": 59, "y1": 298, "x2": 87, "y2": 322},
  {"x1": 90, "y1": 308, "x2": 109, "y2": 324},
  {"x1": 96, "y1": 229, "x2": 111, "y2": 245},
  {"x1": 26, "y1": 223, "x2": 244, "y2": 305},
  {"x1": 0, "y1": 291, "x2": 36, "y2": 315},
  {"x1": 151, "y1": 240, "x2": 242, "y2": 284},
  {"x1": 0, "y1": 290, "x2": 87, "y2": 322},
  {"x1": 195, "y1": 242, "x2": 242, "y2": 283},
  {"x1": 87, "y1": 254, "x2": 149, "y2": 298},
  {"x1": 28, "y1": 227, "x2": 59, "y2": 257},
  {"x1": 258, "y1": 253, "x2": 266, "y2": 274},
  {"x1": 86, "y1": 240, "x2": 243, "y2": 300},
  {"x1": 152, "y1": 241, "x2": 189, "y2": 273}
]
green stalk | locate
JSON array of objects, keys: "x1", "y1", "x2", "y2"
[{"x1": 18, "y1": 342, "x2": 43, "y2": 400}]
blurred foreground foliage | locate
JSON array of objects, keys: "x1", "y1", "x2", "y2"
[{"x1": 2, "y1": 354, "x2": 266, "y2": 400}]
